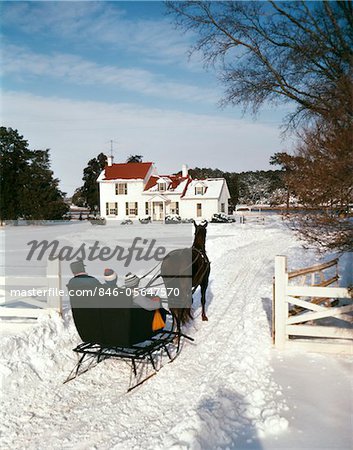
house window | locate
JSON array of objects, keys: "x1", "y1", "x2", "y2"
[
  {"x1": 126, "y1": 202, "x2": 138, "y2": 216},
  {"x1": 195, "y1": 186, "x2": 205, "y2": 195},
  {"x1": 221, "y1": 203, "x2": 225, "y2": 213},
  {"x1": 145, "y1": 202, "x2": 150, "y2": 215},
  {"x1": 196, "y1": 203, "x2": 202, "y2": 217},
  {"x1": 158, "y1": 182, "x2": 167, "y2": 192},
  {"x1": 170, "y1": 202, "x2": 179, "y2": 215},
  {"x1": 115, "y1": 183, "x2": 127, "y2": 195},
  {"x1": 106, "y1": 202, "x2": 118, "y2": 216}
]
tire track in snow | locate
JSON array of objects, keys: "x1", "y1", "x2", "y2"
[
  {"x1": 1, "y1": 225, "x2": 294, "y2": 449},
  {"x1": 92, "y1": 228, "x2": 292, "y2": 449},
  {"x1": 159, "y1": 230, "x2": 292, "y2": 447}
]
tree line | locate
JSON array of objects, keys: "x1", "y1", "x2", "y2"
[{"x1": 187, "y1": 167, "x2": 284, "y2": 208}]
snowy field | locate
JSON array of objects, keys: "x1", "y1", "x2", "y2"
[{"x1": 0, "y1": 218, "x2": 352, "y2": 450}]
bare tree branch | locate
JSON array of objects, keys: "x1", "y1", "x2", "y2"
[{"x1": 166, "y1": 1, "x2": 353, "y2": 124}]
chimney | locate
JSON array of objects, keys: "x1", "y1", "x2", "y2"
[
  {"x1": 182, "y1": 164, "x2": 188, "y2": 177},
  {"x1": 107, "y1": 155, "x2": 114, "y2": 166}
]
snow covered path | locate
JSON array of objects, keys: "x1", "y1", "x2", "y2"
[{"x1": 0, "y1": 221, "x2": 351, "y2": 449}]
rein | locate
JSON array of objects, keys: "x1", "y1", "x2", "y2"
[{"x1": 144, "y1": 246, "x2": 210, "y2": 294}]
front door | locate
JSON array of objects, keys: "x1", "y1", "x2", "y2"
[
  {"x1": 197, "y1": 203, "x2": 202, "y2": 217},
  {"x1": 152, "y1": 202, "x2": 164, "y2": 221}
]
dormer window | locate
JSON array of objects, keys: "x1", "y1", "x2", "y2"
[
  {"x1": 157, "y1": 178, "x2": 169, "y2": 192},
  {"x1": 195, "y1": 186, "x2": 205, "y2": 195}
]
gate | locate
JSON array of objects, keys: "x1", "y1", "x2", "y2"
[{"x1": 273, "y1": 256, "x2": 352, "y2": 354}]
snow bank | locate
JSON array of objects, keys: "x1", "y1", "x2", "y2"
[{"x1": 0, "y1": 218, "x2": 351, "y2": 449}]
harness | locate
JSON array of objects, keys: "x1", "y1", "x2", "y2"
[
  {"x1": 191, "y1": 247, "x2": 210, "y2": 293},
  {"x1": 142, "y1": 246, "x2": 210, "y2": 295}
]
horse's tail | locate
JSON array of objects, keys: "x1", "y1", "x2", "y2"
[
  {"x1": 172, "y1": 307, "x2": 193, "y2": 325},
  {"x1": 181, "y1": 308, "x2": 193, "y2": 324}
]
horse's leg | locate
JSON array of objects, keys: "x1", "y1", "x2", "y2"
[
  {"x1": 179, "y1": 275, "x2": 192, "y2": 324},
  {"x1": 200, "y1": 272, "x2": 210, "y2": 321},
  {"x1": 171, "y1": 310, "x2": 182, "y2": 352}
]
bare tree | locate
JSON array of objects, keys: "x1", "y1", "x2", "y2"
[
  {"x1": 167, "y1": 1, "x2": 352, "y2": 128},
  {"x1": 167, "y1": 1, "x2": 353, "y2": 251},
  {"x1": 271, "y1": 110, "x2": 353, "y2": 251}
]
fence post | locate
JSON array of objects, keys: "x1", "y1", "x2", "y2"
[
  {"x1": 46, "y1": 259, "x2": 62, "y2": 314},
  {"x1": 274, "y1": 255, "x2": 288, "y2": 349}
]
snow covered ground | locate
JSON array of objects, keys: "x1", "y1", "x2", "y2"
[{"x1": 0, "y1": 218, "x2": 352, "y2": 449}]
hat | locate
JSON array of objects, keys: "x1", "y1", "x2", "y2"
[
  {"x1": 70, "y1": 259, "x2": 86, "y2": 275},
  {"x1": 124, "y1": 272, "x2": 140, "y2": 288},
  {"x1": 104, "y1": 268, "x2": 117, "y2": 282}
]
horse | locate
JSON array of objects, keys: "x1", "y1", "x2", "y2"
[{"x1": 160, "y1": 220, "x2": 210, "y2": 328}]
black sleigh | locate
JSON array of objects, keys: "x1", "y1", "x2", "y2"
[{"x1": 65, "y1": 284, "x2": 193, "y2": 391}]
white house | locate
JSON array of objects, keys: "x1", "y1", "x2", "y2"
[{"x1": 97, "y1": 158, "x2": 230, "y2": 221}]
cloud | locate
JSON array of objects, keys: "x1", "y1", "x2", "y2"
[
  {"x1": 1, "y1": 44, "x2": 218, "y2": 104},
  {"x1": 1, "y1": 2, "x2": 119, "y2": 36},
  {"x1": 1, "y1": 91, "x2": 288, "y2": 195},
  {"x1": 1, "y1": 2, "x2": 200, "y2": 69}
]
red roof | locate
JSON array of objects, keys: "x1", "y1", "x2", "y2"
[
  {"x1": 143, "y1": 176, "x2": 158, "y2": 190},
  {"x1": 180, "y1": 177, "x2": 192, "y2": 197},
  {"x1": 143, "y1": 175, "x2": 189, "y2": 191},
  {"x1": 103, "y1": 162, "x2": 153, "y2": 180},
  {"x1": 168, "y1": 175, "x2": 188, "y2": 190}
]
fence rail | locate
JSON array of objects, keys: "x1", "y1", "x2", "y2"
[
  {"x1": 273, "y1": 255, "x2": 353, "y2": 354},
  {"x1": 0, "y1": 259, "x2": 62, "y2": 319},
  {"x1": 288, "y1": 258, "x2": 339, "y2": 279}
]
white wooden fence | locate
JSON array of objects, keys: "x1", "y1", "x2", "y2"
[
  {"x1": 273, "y1": 256, "x2": 353, "y2": 354},
  {"x1": 0, "y1": 259, "x2": 62, "y2": 319},
  {"x1": 237, "y1": 213, "x2": 266, "y2": 225}
]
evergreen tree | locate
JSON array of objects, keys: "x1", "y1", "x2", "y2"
[
  {"x1": 0, "y1": 127, "x2": 30, "y2": 220},
  {"x1": 79, "y1": 153, "x2": 107, "y2": 212},
  {"x1": 223, "y1": 172, "x2": 238, "y2": 209},
  {"x1": 126, "y1": 154, "x2": 143, "y2": 163},
  {"x1": 22, "y1": 149, "x2": 68, "y2": 219},
  {"x1": 0, "y1": 127, "x2": 68, "y2": 220},
  {"x1": 71, "y1": 187, "x2": 86, "y2": 207}
]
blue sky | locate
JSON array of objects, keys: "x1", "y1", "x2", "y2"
[{"x1": 1, "y1": 1, "x2": 292, "y2": 195}]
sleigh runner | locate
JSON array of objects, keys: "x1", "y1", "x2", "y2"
[
  {"x1": 64, "y1": 313, "x2": 193, "y2": 391},
  {"x1": 66, "y1": 220, "x2": 209, "y2": 390},
  {"x1": 65, "y1": 278, "x2": 194, "y2": 390}
]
